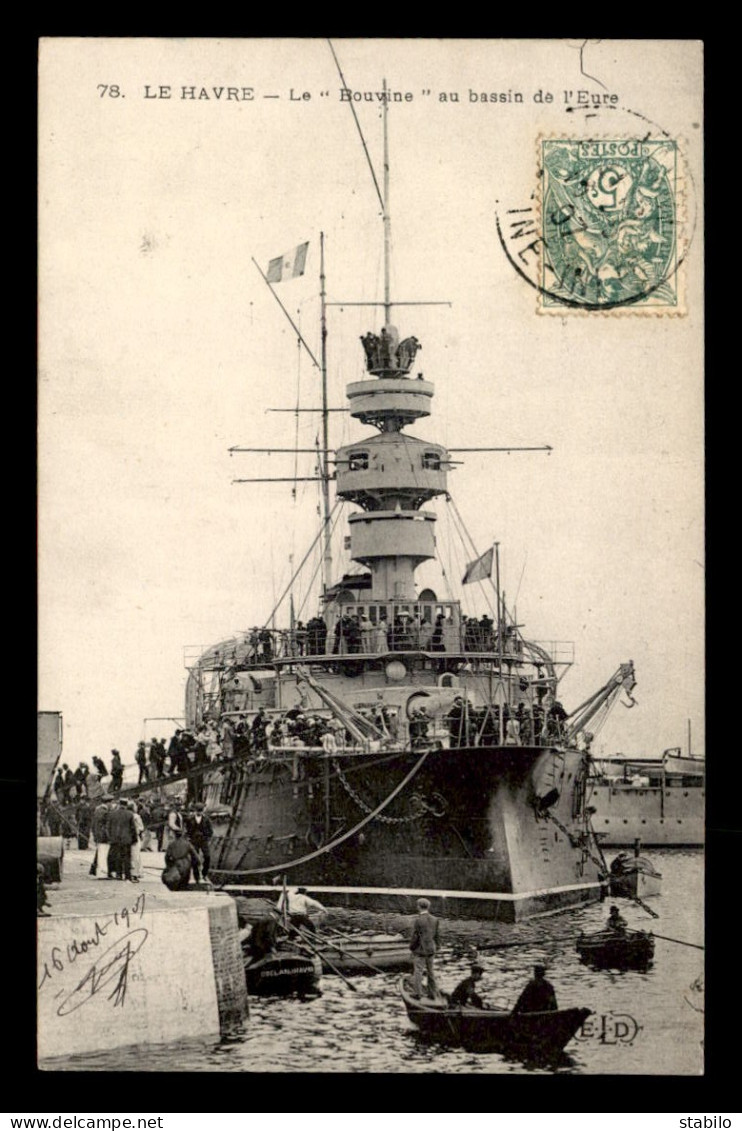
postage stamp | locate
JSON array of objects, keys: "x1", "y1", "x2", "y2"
[{"x1": 538, "y1": 138, "x2": 683, "y2": 313}]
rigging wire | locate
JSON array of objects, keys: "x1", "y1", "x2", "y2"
[
  {"x1": 292, "y1": 314, "x2": 302, "y2": 496},
  {"x1": 514, "y1": 552, "x2": 528, "y2": 611},
  {"x1": 311, "y1": 433, "x2": 324, "y2": 610},
  {"x1": 326, "y1": 40, "x2": 385, "y2": 216},
  {"x1": 296, "y1": 502, "x2": 345, "y2": 622},
  {"x1": 445, "y1": 503, "x2": 473, "y2": 617},
  {"x1": 445, "y1": 495, "x2": 487, "y2": 617},
  {"x1": 447, "y1": 493, "x2": 502, "y2": 623},
  {"x1": 261, "y1": 500, "x2": 341, "y2": 630},
  {"x1": 434, "y1": 524, "x2": 455, "y2": 603},
  {"x1": 440, "y1": 499, "x2": 461, "y2": 607}
]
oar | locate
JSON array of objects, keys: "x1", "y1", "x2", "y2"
[
  {"x1": 473, "y1": 934, "x2": 578, "y2": 953},
  {"x1": 291, "y1": 923, "x2": 359, "y2": 991},
  {"x1": 254, "y1": 897, "x2": 388, "y2": 978},
  {"x1": 652, "y1": 933, "x2": 704, "y2": 951}
]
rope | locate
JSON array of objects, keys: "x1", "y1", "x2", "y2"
[{"x1": 213, "y1": 749, "x2": 431, "y2": 876}]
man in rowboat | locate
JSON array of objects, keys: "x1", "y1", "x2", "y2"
[
  {"x1": 512, "y1": 964, "x2": 558, "y2": 1014},
  {"x1": 409, "y1": 897, "x2": 440, "y2": 999},
  {"x1": 607, "y1": 904, "x2": 628, "y2": 933},
  {"x1": 449, "y1": 962, "x2": 486, "y2": 1008},
  {"x1": 276, "y1": 886, "x2": 327, "y2": 935}
]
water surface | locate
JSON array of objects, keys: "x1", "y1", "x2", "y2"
[{"x1": 43, "y1": 849, "x2": 703, "y2": 1075}]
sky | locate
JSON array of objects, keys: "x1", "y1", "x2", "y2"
[{"x1": 38, "y1": 38, "x2": 704, "y2": 771}]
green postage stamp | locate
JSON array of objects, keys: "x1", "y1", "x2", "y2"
[{"x1": 539, "y1": 138, "x2": 682, "y2": 313}]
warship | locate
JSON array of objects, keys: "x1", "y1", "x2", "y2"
[
  {"x1": 180, "y1": 85, "x2": 638, "y2": 923},
  {"x1": 589, "y1": 748, "x2": 704, "y2": 847}
]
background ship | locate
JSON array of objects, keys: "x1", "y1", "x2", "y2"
[{"x1": 589, "y1": 747, "x2": 704, "y2": 847}]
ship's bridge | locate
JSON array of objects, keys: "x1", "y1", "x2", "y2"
[{"x1": 325, "y1": 594, "x2": 462, "y2": 653}]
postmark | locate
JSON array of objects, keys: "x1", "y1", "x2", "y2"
[{"x1": 537, "y1": 137, "x2": 683, "y2": 314}]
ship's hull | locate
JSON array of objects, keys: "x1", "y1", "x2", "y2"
[
  {"x1": 205, "y1": 743, "x2": 603, "y2": 922},
  {"x1": 589, "y1": 781, "x2": 704, "y2": 846}
]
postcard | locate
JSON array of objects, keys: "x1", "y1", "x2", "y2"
[{"x1": 37, "y1": 38, "x2": 704, "y2": 1076}]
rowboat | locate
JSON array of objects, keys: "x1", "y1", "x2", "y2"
[
  {"x1": 608, "y1": 852, "x2": 662, "y2": 899},
  {"x1": 242, "y1": 936, "x2": 322, "y2": 998},
  {"x1": 400, "y1": 977, "x2": 591, "y2": 1060},
  {"x1": 315, "y1": 931, "x2": 410, "y2": 975},
  {"x1": 576, "y1": 927, "x2": 655, "y2": 970},
  {"x1": 243, "y1": 944, "x2": 322, "y2": 997}
]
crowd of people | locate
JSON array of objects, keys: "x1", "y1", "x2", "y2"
[
  {"x1": 206, "y1": 611, "x2": 545, "y2": 667},
  {"x1": 49, "y1": 724, "x2": 223, "y2": 805},
  {"x1": 79, "y1": 796, "x2": 214, "y2": 888},
  {"x1": 438, "y1": 696, "x2": 569, "y2": 748}
]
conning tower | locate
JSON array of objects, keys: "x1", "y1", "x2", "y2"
[{"x1": 335, "y1": 325, "x2": 448, "y2": 602}]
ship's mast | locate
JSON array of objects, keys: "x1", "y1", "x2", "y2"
[
  {"x1": 383, "y1": 79, "x2": 392, "y2": 325},
  {"x1": 319, "y1": 231, "x2": 333, "y2": 594}
]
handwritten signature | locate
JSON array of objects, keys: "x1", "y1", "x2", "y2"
[
  {"x1": 56, "y1": 928, "x2": 149, "y2": 1016},
  {"x1": 38, "y1": 892, "x2": 147, "y2": 992}
]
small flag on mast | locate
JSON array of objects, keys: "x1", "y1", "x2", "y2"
[
  {"x1": 266, "y1": 241, "x2": 309, "y2": 283},
  {"x1": 462, "y1": 546, "x2": 494, "y2": 585}
]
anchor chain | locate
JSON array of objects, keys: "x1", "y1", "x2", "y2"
[
  {"x1": 542, "y1": 806, "x2": 609, "y2": 877},
  {"x1": 541, "y1": 806, "x2": 579, "y2": 847},
  {"x1": 332, "y1": 759, "x2": 446, "y2": 823}
]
